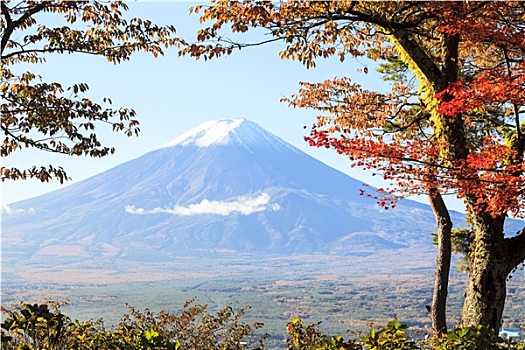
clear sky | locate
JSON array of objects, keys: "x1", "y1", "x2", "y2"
[{"x1": 1, "y1": 2, "x2": 465, "y2": 212}]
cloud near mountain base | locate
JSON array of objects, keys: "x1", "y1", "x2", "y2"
[
  {"x1": 2, "y1": 205, "x2": 35, "y2": 215},
  {"x1": 124, "y1": 193, "x2": 280, "y2": 216}
]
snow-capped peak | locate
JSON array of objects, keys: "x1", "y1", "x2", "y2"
[
  {"x1": 160, "y1": 118, "x2": 301, "y2": 155},
  {"x1": 161, "y1": 118, "x2": 246, "y2": 148}
]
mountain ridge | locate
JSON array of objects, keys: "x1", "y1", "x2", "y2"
[{"x1": 2, "y1": 118, "x2": 489, "y2": 276}]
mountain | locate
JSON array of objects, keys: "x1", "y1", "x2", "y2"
[{"x1": 3, "y1": 118, "x2": 472, "y2": 270}]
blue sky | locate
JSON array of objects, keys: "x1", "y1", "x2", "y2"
[{"x1": 1, "y1": 2, "x2": 465, "y2": 212}]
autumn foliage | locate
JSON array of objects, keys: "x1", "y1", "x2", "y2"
[
  {"x1": 1, "y1": 1, "x2": 180, "y2": 182},
  {"x1": 182, "y1": 1, "x2": 525, "y2": 217},
  {"x1": 182, "y1": 1, "x2": 525, "y2": 331}
]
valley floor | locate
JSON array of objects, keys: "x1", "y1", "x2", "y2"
[{"x1": 2, "y1": 250, "x2": 524, "y2": 348}]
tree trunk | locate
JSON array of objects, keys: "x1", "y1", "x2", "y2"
[
  {"x1": 428, "y1": 190, "x2": 452, "y2": 333},
  {"x1": 461, "y1": 213, "x2": 507, "y2": 331}
]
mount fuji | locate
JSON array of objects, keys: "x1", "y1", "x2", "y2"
[{"x1": 3, "y1": 119, "x2": 468, "y2": 270}]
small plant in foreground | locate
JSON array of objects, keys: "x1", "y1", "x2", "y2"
[
  {"x1": 2, "y1": 302, "x2": 524, "y2": 350},
  {"x1": 1, "y1": 300, "x2": 266, "y2": 350}
]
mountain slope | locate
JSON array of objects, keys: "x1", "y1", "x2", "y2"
[{"x1": 3, "y1": 119, "x2": 467, "y2": 267}]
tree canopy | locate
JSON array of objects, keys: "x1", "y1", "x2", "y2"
[
  {"x1": 182, "y1": 0, "x2": 525, "y2": 331},
  {"x1": 1, "y1": 0, "x2": 179, "y2": 183},
  {"x1": 184, "y1": 1, "x2": 525, "y2": 217}
]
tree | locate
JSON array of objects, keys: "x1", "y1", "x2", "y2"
[
  {"x1": 181, "y1": 1, "x2": 525, "y2": 332},
  {"x1": 1, "y1": 0, "x2": 179, "y2": 183}
]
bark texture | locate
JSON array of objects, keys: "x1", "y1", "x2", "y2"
[
  {"x1": 461, "y1": 214, "x2": 509, "y2": 330},
  {"x1": 461, "y1": 210, "x2": 525, "y2": 330},
  {"x1": 428, "y1": 190, "x2": 452, "y2": 333}
]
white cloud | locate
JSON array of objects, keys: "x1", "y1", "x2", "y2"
[
  {"x1": 1, "y1": 205, "x2": 35, "y2": 215},
  {"x1": 124, "y1": 193, "x2": 280, "y2": 216}
]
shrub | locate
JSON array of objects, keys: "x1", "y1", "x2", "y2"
[
  {"x1": 286, "y1": 317, "x2": 361, "y2": 350},
  {"x1": 2, "y1": 301, "x2": 524, "y2": 350},
  {"x1": 361, "y1": 319, "x2": 417, "y2": 350},
  {"x1": 425, "y1": 325, "x2": 525, "y2": 350},
  {"x1": 1, "y1": 300, "x2": 266, "y2": 350},
  {"x1": 286, "y1": 317, "x2": 525, "y2": 350}
]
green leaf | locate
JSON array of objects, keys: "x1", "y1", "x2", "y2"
[{"x1": 144, "y1": 328, "x2": 159, "y2": 342}]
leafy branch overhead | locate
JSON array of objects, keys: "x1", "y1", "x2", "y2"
[
  {"x1": 182, "y1": 1, "x2": 525, "y2": 218},
  {"x1": 1, "y1": 0, "x2": 180, "y2": 183}
]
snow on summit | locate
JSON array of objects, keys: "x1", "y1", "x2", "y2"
[
  {"x1": 162, "y1": 118, "x2": 246, "y2": 148},
  {"x1": 160, "y1": 118, "x2": 300, "y2": 154}
]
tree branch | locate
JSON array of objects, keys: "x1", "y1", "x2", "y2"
[
  {"x1": 1, "y1": 2, "x2": 47, "y2": 57},
  {"x1": 505, "y1": 227, "x2": 525, "y2": 274},
  {"x1": 391, "y1": 29, "x2": 445, "y2": 89},
  {"x1": 1, "y1": 0, "x2": 14, "y2": 56},
  {"x1": 2, "y1": 46, "x2": 128, "y2": 61}
]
